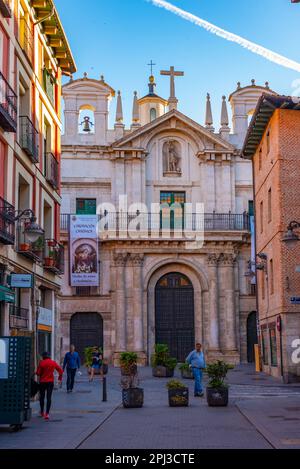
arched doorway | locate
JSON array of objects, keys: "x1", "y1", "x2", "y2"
[
  {"x1": 247, "y1": 311, "x2": 258, "y2": 363},
  {"x1": 70, "y1": 313, "x2": 103, "y2": 362},
  {"x1": 155, "y1": 272, "x2": 195, "y2": 362}
]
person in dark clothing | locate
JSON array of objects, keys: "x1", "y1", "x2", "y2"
[
  {"x1": 63, "y1": 344, "x2": 81, "y2": 393},
  {"x1": 36, "y1": 352, "x2": 63, "y2": 420},
  {"x1": 89, "y1": 347, "x2": 103, "y2": 382}
]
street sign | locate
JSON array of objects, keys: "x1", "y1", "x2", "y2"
[
  {"x1": 10, "y1": 274, "x2": 33, "y2": 289},
  {"x1": 290, "y1": 297, "x2": 300, "y2": 305}
]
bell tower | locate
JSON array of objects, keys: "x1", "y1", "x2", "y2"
[
  {"x1": 62, "y1": 73, "x2": 115, "y2": 146},
  {"x1": 137, "y1": 75, "x2": 168, "y2": 126}
]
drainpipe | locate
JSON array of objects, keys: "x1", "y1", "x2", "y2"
[{"x1": 34, "y1": 8, "x2": 55, "y2": 26}]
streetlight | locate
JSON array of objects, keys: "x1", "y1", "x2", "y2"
[
  {"x1": 10, "y1": 209, "x2": 44, "y2": 243},
  {"x1": 282, "y1": 221, "x2": 300, "y2": 248}
]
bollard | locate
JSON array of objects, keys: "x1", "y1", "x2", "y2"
[{"x1": 102, "y1": 376, "x2": 107, "y2": 402}]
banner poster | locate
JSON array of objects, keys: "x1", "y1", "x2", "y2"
[
  {"x1": 70, "y1": 215, "x2": 99, "y2": 287},
  {"x1": 250, "y1": 215, "x2": 256, "y2": 285}
]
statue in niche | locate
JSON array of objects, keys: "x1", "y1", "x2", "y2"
[{"x1": 163, "y1": 140, "x2": 182, "y2": 176}]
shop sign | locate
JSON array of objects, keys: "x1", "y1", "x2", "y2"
[{"x1": 10, "y1": 274, "x2": 33, "y2": 289}]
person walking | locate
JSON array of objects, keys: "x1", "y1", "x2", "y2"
[
  {"x1": 36, "y1": 352, "x2": 63, "y2": 420},
  {"x1": 63, "y1": 344, "x2": 81, "y2": 393},
  {"x1": 186, "y1": 343, "x2": 206, "y2": 397},
  {"x1": 89, "y1": 347, "x2": 103, "y2": 382}
]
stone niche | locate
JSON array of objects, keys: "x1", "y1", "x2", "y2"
[{"x1": 163, "y1": 140, "x2": 182, "y2": 177}]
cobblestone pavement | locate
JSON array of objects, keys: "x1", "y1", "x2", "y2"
[{"x1": 0, "y1": 365, "x2": 300, "y2": 449}]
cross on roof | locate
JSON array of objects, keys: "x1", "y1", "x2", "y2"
[
  {"x1": 148, "y1": 60, "x2": 156, "y2": 76},
  {"x1": 160, "y1": 66, "x2": 184, "y2": 101}
]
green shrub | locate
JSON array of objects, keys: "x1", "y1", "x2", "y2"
[
  {"x1": 151, "y1": 344, "x2": 177, "y2": 369},
  {"x1": 205, "y1": 361, "x2": 234, "y2": 389},
  {"x1": 120, "y1": 352, "x2": 138, "y2": 368},
  {"x1": 166, "y1": 379, "x2": 187, "y2": 390}
]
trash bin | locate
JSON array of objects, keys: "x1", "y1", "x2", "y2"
[{"x1": 0, "y1": 336, "x2": 32, "y2": 431}]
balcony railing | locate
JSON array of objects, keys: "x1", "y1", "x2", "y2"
[
  {"x1": 0, "y1": 197, "x2": 15, "y2": 245},
  {"x1": 19, "y1": 116, "x2": 39, "y2": 163},
  {"x1": 60, "y1": 212, "x2": 250, "y2": 237},
  {"x1": 9, "y1": 305, "x2": 29, "y2": 330},
  {"x1": 45, "y1": 152, "x2": 59, "y2": 190},
  {"x1": 17, "y1": 218, "x2": 45, "y2": 262},
  {"x1": 0, "y1": 71, "x2": 17, "y2": 132},
  {"x1": 20, "y1": 18, "x2": 34, "y2": 63},
  {"x1": 44, "y1": 239, "x2": 64, "y2": 274},
  {"x1": 0, "y1": 0, "x2": 12, "y2": 17}
]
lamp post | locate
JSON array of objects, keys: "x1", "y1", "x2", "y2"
[
  {"x1": 282, "y1": 221, "x2": 300, "y2": 248},
  {"x1": 8, "y1": 209, "x2": 44, "y2": 243}
]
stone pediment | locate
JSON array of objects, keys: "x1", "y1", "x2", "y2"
[
  {"x1": 112, "y1": 109, "x2": 235, "y2": 153},
  {"x1": 63, "y1": 77, "x2": 115, "y2": 98}
]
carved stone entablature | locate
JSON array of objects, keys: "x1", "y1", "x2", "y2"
[
  {"x1": 207, "y1": 253, "x2": 219, "y2": 266},
  {"x1": 218, "y1": 253, "x2": 237, "y2": 267},
  {"x1": 128, "y1": 253, "x2": 144, "y2": 267},
  {"x1": 113, "y1": 252, "x2": 128, "y2": 267}
]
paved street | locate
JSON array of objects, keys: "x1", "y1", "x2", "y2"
[{"x1": 1, "y1": 365, "x2": 300, "y2": 449}]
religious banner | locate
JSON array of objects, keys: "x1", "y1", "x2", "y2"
[{"x1": 69, "y1": 215, "x2": 99, "y2": 287}]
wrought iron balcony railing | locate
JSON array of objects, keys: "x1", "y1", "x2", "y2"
[
  {"x1": 19, "y1": 116, "x2": 40, "y2": 163},
  {"x1": 0, "y1": 71, "x2": 17, "y2": 132},
  {"x1": 60, "y1": 212, "x2": 250, "y2": 236},
  {"x1": 0, "y1": 0, "x2": 12, "y2": 17},
  {"x1": 20, "y1": 18, "x2": 34, "y2": 63},
  {"x1": 45, "y1": 152, "x2": 59, "y2": 190},
  {"x1": 16, "y1": 218, "x2": 45, "y2": 262},
  {"x1": 44, "y1": 239, "x2": 64, "y2": 274},
  {"x1": 9, "y1": 305, "x2": 29, "y2": 330},
  {"x1": 0, "y1": 196, "x2": 15, "y2": 245}
]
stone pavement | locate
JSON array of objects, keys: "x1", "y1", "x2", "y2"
[{"x1": 0, "y1": 365, "x2": 300, "y2": 449}]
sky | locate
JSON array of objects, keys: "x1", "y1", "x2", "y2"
[{"x1": 55, "y1": 0, "x2": 300, "y2": 128}]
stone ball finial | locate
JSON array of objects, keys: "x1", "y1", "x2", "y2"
[
  {"x1": 251, "y1": 79, "x2": 256, "y2": 86},
  {"x1": 265, "y1": 81, "x2": 270, "y2": 89},
  {"x1": 134, "y1": 91, "x2": 138, "y2": 96},
  {"x1": 222, "y1": 95, "x2": 226, "y2": 100},
  {"x1": 237, "y1": 82, "x2": 241, "y2": 89},
  {"x1": 83, "y1": 72, "x2": 88, "y2": 79},
  {"x1": 100, "y1": 75, "x2": 105, "y2": 82},
  {"x1": 207, "y1": 93, "x2": 210, "y2": 100},
  {"x1": 118, "y1": 90, "x2": 121, "y2": 96}
]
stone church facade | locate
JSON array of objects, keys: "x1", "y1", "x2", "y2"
[{"x1": 58, "y1": 71, "x2": 276, "y2": 365}]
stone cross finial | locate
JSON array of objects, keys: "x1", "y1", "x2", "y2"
[{"x1": 160, "y1": 66, "x2": 184, "y2": 110}]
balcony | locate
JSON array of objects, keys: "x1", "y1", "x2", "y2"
[
  {"x1": 9, "y1": 305, "x2": 29, "y2": 330},
  {"x1": 60, "y1": 212, "x2": 250, "y2": 238},
  {"x1": 0, "y1": 197, "x2": 15, "y2": 245},
  {"x1": 0, "y1": 72, "x2": 17, "y2": 132},
  {"x1": 0, "y1": 0, "x2": 12, "y2": 17},
  {"x1": 17, "y1": 218, "x2": 45, "y2": 262},
  {"x1": 44, "y1": 239, "x2": 64, "y2": 274},
  {"x1": 19, "y1": 116, "x2": 39, "y2": 163},
  {"x1": 45, "y1": 152, "x2": 59, "y2": 190},
  {"x1": 20, "y1": 18, "x2": 34, "y2": 64}
]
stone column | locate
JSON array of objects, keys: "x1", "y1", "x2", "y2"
[
  {"x1": 219, "y1": 253, "x2": 237, "y2": 351},
  {"x1": 132, "y1": 254, "x2": 144, "y2": 353},
  {"x1": 114, "y1": 253, "x2": 127, "y2": 352},
  {"x1": 207, "y1": 254, "x2": 220, "y2": 351}
]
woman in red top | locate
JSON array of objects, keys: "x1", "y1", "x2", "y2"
[{"x1": 36, "y1": 352, "x2": 63, "y2": 420}]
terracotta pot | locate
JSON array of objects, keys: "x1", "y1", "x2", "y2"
[
  {"x1": 45, "y1": 257, "x2": 55, "y2": 267},
  {"x1": 20, "y1": 243, "x2": 30, "y2": 252}
]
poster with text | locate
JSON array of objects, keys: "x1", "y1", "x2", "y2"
[{"x1": 70, "y1": 215, "x2": 99, "y2": 287}]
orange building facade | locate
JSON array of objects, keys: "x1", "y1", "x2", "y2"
[
  {"x1": 243, "y1": 95, "x2": 300, "y2": 382},
  {"x1": 0, "y1": 0, "x2": 76, "y2": 363}
]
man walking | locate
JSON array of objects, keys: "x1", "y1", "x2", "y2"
[
  {"x1": 186, "y1": 343, "x2": 206, "y2": 397},
  {"x1": 36, "y1": 352, "x2": 63, "y2": 420},
  {"x1": 63, "y1": 344, "x2": 81, "y2": 393}
]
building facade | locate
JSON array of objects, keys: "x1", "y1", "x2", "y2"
[
  {"x1": 243, "y1": 94, "x2": 300, "y2": 383},
  {"x1": 0, "y1": 0, "x2": 76, "y2": 365},
  {"x1": 59, "y1": 72, "x2": 275, "y2": 366}
]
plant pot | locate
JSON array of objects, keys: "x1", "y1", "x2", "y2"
[
  {"x1": 121, "y1": 364, "x2": 137, "y2": 376},
  {"x1": 152, "y1": 366, "x2": 174, "y2": 378},
  {"x1": 122, "y1": 388, "x2": 144, "y2": 408},
  {"x1": 206, "y1": 387, "x2": 229, "y2": 407},
  {"x1": 45, "y1": 257, "x2": 55, "y2": 267},
  {"x1": 20, "y1": 243, "x2": 30, "y2": 252},
  {"x1": 168, "y1": 388, "x2": 189, "y2": 407},
  {"x1": 47, "y1": 241, "x2": 56, "y2": 248},
  {"x1": 181, "y1": 369, "x2": 194, "y2": 380}
]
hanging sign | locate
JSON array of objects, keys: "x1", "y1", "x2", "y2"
[
  {"x1": 10, "y1": 274, "x2": 34, "y2": 289},
  {"x1": 69, "y1": 215, "x2": 99, "y2": 287}
]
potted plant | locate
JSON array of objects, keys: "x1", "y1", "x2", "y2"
[
  {"x1": 32, "y1": 236, "x2": 44, "y2": 259},
  {"x1": 167, "y1": 379, "x2": 189, "y2": 407},
  {"x1": 151, "y1": 344, "x2": 177, "y2": 378},
  {"x1": 44, "y1": 248, "x2": 55, "y2": 267},
  {"x1": 206, "y1": 361, "x2": 234, "y2": 407},
  {"x1": 179, "y1": 362, "x2": 194, "y2": 380},
  {"x1": 20, "y1": 242, "x2": 30, "y2": 252},
  {"x1": 120, "y1": 352, "x2": 144, "y2": 408}
]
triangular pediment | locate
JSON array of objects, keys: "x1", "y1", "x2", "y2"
[{"x1": 112, "y1": 109, "x2": 235, "y2": 152}]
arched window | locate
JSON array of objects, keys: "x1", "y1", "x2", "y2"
[
  {"x1": 78, "y1": 105, "x2": 95, "y2": 134},
  {"x1": 150, "y1": 107, "x2": 157, "y2": 122}
]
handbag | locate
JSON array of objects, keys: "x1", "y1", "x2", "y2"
[{"x1": 31, "y1": 378, "x2": 40, "y2": 398}]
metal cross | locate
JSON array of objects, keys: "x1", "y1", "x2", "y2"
[
  {"x1": 160, "y1": 66, "x2": 184, "y2": 100},
  {"x1": 148, "y1": 60, "x2": 156, "y2": 76}
]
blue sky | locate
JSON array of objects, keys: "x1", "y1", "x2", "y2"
[{"x1": 55, "y1": 0, "x2": 300, "y2": 128}]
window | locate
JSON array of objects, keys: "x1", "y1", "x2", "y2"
[
  {"x1": 262, "y1": 328, "x2": 269, "y2": 365},
  {"x1": 261, "y1": 271, "x2": 265, "y2": 300},
  {"x1": 75, "y1": 287, "x2": 91, "y2": 296},
  {"x1": 270, "y1": 259, "x2": 274, "y2": 295},
  {"x1": 260, "y1": 201, "x2": 264, "y2": 233},
  {"x1": 268, "y1": 188, "x2": 272, "y2": 223},
  {"x1": 76, "y1": 199, "x2": 97, "y2": 215},
  {"x1": 259, "y1": 148, "x2": 262, "y2": 170},
  {"x1": 19, "y1": 3, "x2": 34, "y2": 63},
  {"x1": 160, "y1": 192, "x2": 185, "y2": 230},
  {"x1": 269, "y1": 326, "x2": 278, "y2": 367},
  {"x1": 43, "y1": 120, "x2": 52, "y2": 175},
  {"x1": 266, "y1": 129, "x2": 271, "y2": 154},
  {"x1": 150, "y1": 108, "x2": 157, "y2": 122}
]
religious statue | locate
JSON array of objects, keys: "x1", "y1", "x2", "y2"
[{"x1": 163, "y1": 140, "x2": 181, "y2": 175}]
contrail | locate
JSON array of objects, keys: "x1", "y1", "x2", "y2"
[{"x1": 148, "y1": 0, "x2": 300, "y2": 73}]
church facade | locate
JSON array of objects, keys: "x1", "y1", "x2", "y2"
[{"x1": 58, "y1": 70, "x2": 276, "y2": 365}]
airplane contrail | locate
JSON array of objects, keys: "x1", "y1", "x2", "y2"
[{"x1": 148, "y1": 0, "x2": 300, "y2": 73}]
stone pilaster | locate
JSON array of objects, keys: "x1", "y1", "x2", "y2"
[
  {"x1": 219, "y1": 253, "x2": 238, "y2": 352},
  {"x1": 131, "y1": 254, "x2": 145, "y2": 358},
  {"x1": 113, "y1": 253, "x2": 127, "y2": 354},
  {"x1": 207, "y1": 254, "x2": 220, "y2": 351}
]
